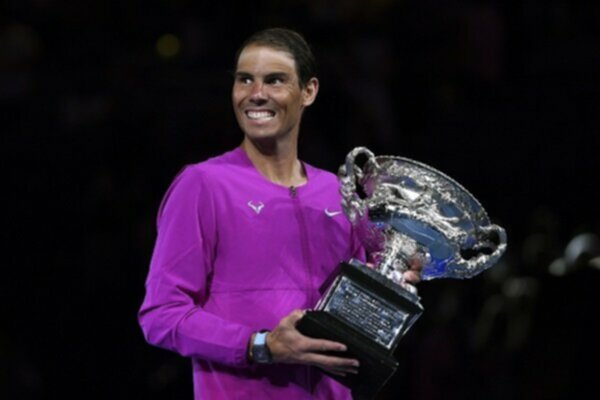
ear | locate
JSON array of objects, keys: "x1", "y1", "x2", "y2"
[{"x1": 302, "y1": 77, "x2": 319, "y2": 107}]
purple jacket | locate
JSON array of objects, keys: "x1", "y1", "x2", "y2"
[{"x1": 139, "y1": 147, "x2": 364, "y2": 399}]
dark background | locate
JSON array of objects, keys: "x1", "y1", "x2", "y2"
[{"x1": 3, "y1": 1, "x2": 599, "y2": 399}]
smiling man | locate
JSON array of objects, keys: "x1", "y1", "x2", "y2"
[
  {"x1": 138, "y1": 28, "x2": 419, "y2": 399},
  {"x1": 233, "y1": 44, "x2": 313, "y2": 145}
]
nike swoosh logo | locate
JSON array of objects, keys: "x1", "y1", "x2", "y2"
[{"x1": 325, "y1": 208, "x2": 343, "y2": 217}]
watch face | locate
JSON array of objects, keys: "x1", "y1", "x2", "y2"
[{"x1": 254, "y1": 346, "x2": 271, "y2": 363}]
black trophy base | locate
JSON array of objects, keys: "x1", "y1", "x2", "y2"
[
  {"x1": 296, "y1": 261, "x2": 424, "y2": 400},
  {"x1": 297, "y1": 311, "x2": 398, "y2": 400}
]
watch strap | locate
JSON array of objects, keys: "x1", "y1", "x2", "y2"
[{"x1": 250, "y1": 330, "x2": 272, "y2": 364}]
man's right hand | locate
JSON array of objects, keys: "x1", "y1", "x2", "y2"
[{"x1": 266, "y1": 309, "x2": 360, "y2": 377}]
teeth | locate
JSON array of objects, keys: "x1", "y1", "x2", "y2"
[{"x1": 246, "y1": 111, "x2": 274, "y2": 120}]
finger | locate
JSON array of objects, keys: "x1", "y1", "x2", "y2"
[
  {"x1": 302, "y1": 337, "x2": 348, "y2": 353},
  {"x1": 409, "y1": 252, "x2": 429, "y2": 271},
  {"x1": 304, "y1": 353, "x2": 360, "y2": 371},
  {"x1": 284, "y1": 309, "x2": 306, "y2": 326},
  {"x1": 403, "y1": 269, "x2": 421, "y2": 284}
]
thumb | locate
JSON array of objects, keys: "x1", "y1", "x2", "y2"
[{"x1": 286, "y1": 309, "x2": 306, "y2": 326}]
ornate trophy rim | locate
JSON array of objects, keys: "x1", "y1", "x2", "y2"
[
  {"x1": 372, "y1": 154, "x2": 489, "y2": 219},
  {"x1": 339, "y1": 146, "x2": 507, "y2": 282}
]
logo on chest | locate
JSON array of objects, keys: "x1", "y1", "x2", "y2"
[
  {"x1": 324, "y1": 208, "x2": 343, "y2": 217},
  {"x1": 247, "y1": 201, "x2": 265, "y2": 215}
]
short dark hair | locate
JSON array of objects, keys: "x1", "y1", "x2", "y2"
[{"x1": 234, "y1": 28, "x2": 317, "y2": 88}]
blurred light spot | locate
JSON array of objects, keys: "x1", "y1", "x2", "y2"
[
  {"x1": 590, "y1": 257, "x2": 600, "y2": 271},
  {"x1": 564, "y1": 232, "x2": 600, "y2": 268},
  {"x1": 548, "y1": 257, "x2": 567, "y2": 276},
  {"x1": 156, "y1": 34, "x2": 181, "y2": 58},
  {"x1": 502, "y1": 277, "x2": 539, "y2": 298}
]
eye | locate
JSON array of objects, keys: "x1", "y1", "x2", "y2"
[
  {"x1": 266, "y1": 75, "x2": 285, "y2": 85},
  {"x1": 236, "y1": 75, "x2": 252, "y2": 85}
]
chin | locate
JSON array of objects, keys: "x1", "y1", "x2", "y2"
[
  {"x1": 243, "y1": 124, "x2": 283, "y2": 140},
  {"x1": 247, "y1": 136, "x2": 283, "y2": 148}
]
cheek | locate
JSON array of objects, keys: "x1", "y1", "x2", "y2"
[
  {"x1": 232, "y1": 93, "x2": 241, "y2": 105},
  {"x1": 272, "y1": 91, "x2": 300, "y2": 108},
  {"x1": 232, "y1": 86, "x2": 246, "y2": 104}
]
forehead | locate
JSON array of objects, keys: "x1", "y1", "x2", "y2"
[{"x1": 236, "y1": 45, "x2": 298, "y2": 75}]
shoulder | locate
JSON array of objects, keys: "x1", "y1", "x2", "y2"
[
  {"x1": 175, "y1": 148, "x2": 243, "y2": 185},
  {"x1": 157, "y1": 149, "x2": 241, "y2": 215},
  {"x1": 190, "y1": 147, "x2": 250, "y2": 179}
]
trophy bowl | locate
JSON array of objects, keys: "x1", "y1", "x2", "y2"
[
  {"x1": 339, "y1": 147, "x2": 507, "y2": 283},
  {"x1": 297, "y1": 147, "x2": 507, "y2": 400}
]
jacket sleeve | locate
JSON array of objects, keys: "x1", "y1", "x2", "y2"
[{"x1": 138, "y1": 166, "x2": 254, "y2": 367}]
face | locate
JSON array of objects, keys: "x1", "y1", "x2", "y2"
[{"x1": 232, "y1": 45, "x2": 318, "y2": 144}]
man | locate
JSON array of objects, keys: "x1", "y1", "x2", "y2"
[{"x1": 139, "y1": 28, "x2": 421, "y2": 399}]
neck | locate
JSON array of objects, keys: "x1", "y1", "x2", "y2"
[{"x1": 241, "y1": 138, "x2": 307, "y2": 187}]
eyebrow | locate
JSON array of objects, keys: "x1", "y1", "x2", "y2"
[
  {"x1": 265, "y1": 72, "x2": 289, "y2": 80},
  {"x1": 234, "y1": 71, "x2": 252, "y2": 79},
  {"x1": 234, "y1": 71, "x2": 291, "y2": 81}
]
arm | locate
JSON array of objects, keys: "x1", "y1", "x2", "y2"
[{"x1": 138, "y1": 167, "x2": 254, "y2": 367}]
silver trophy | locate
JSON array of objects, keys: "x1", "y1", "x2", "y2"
[{"x1": 297, "y1": 147, "x2": 507, "y2": 400}]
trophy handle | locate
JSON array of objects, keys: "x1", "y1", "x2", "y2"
[
  {"x1": 338, "y1": 147, "x2": 378, "y2": 221},
  {"x1": 453, "y1": 224, "x2": 508, "y2": 278}
]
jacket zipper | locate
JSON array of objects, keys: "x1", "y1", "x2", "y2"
[
  {"x1": 289, "y1": 185, "x2": 313, "y2": 302},
  {"x1": 290, "y1": 185, "x2": 315, "y2": 394}
]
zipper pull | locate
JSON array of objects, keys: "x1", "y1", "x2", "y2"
[{"x1": 289, "y1": 186, "x2": 297, "y2": 198}]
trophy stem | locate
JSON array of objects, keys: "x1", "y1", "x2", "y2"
[{"x1": 374, "y1": 232, "x2": 417, "y2": 284}]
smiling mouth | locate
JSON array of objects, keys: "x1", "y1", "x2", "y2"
[{"x1": 246, "y1": 110, "x2": 275, "y2": 121}]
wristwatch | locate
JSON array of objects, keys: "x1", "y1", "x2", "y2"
[{"x1": 250, "y1": 330, "x2": 272, "y2": 364}]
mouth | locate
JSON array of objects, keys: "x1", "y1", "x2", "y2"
[{"x1": 245, "y1": 110, "x2": 276, "y2": 121}]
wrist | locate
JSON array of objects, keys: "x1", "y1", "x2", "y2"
[{"x1": 248, "y1": 330, "x2": 272, "y2": 364}]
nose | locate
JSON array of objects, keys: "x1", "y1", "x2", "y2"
[{"x1": 249, "y1": 81, "x2": 267, "y2": 102}]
